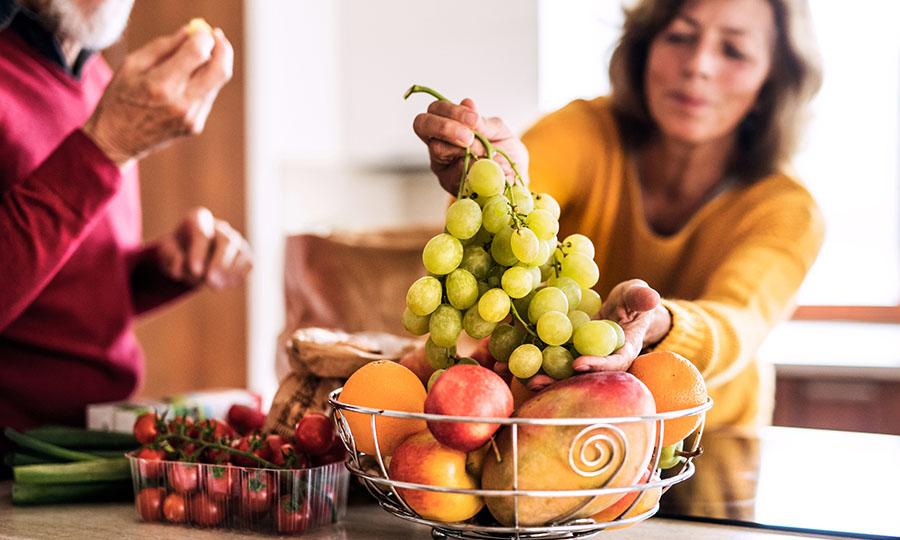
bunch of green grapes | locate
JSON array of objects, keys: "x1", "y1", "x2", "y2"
[{"x1": 400, "y1": 87, "x2": 627, "y2": 383}]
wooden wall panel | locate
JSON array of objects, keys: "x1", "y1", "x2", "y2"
[{"x1": 116, "y1": 1, "x2": 247, "y2": 398}]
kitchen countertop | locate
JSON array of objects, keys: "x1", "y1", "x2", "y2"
[
  {"x1": 0, "y1": 481, "x2": 841, "y2": 540},
  {"x1": 3, "y1": 426, "x2": 898, "y2": 539}
]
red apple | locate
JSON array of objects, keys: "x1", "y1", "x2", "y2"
[
  {"x1": 424, "y1": 364, "x2": 513, "y2": 452},
  {"x1": 388, "y1": 430, "x2": 483, "y2": 523}
]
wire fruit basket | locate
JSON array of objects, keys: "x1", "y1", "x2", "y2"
[{"x1": 329, "y1": 388, "x2": 712, "y2": 539}]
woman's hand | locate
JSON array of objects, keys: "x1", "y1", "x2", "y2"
[
  {"x1": 412, "y1": 98, "x2": 529, "y2": 194},
  {"x1": 155, "y1": 207, "x2": 252, "y2": 290},
  {"x1": 524, "y1": 280, "x2": 672, "y2": 392}
]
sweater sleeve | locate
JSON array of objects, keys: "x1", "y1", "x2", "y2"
[
  {"x1": 652, "y1": 183, "x2": 825, "y2": 390},
  {"x1": 0, "y1": 129, "x2": 122, "y2": 332},
  {"x1": 127, "y1": 243, "x2": 196, "y2": 315}
]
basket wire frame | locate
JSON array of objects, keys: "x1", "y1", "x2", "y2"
[{"x1": 328, "y1": 388, "x2": 712, "y2": 540}]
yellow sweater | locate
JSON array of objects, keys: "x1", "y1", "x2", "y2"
[{"x1": 523, "y1": 97, "x2": 825, "y2": 428}]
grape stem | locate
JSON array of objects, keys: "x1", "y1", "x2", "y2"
[
  {"x1": 458, "y1": 147, "x2": 472, "y2": 200},
  {"x1": 509, "y1": 302, "x2": 537, "y2": 337},
  {"x1": 404, "y1": 84, "x2": 498, "y2": 161}
]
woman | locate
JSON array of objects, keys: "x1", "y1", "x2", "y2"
[{"x1": 412, "y1": 0, "x2": 823, "y2": 428}]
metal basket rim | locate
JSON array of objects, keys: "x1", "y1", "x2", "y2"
[
  {"x1": 345, "y1": 459, "x2": 694, "y2": 498},
  {"x1": 328, "y1": 387, "x2": 713, "y2": 425}
]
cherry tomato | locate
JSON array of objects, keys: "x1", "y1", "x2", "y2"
[
  {"x1": 266, "y1": 434, "x2": 287, "y2": 466},
  {"x1": 197, "y1": 418, "x2": 236, "y2": 441},
  {"x1": 167, "y1": 415, "x2": 197, "y2": 437},
  {"x1": 312, "y1": 438, "x2": 347, "y2": 467},
  {"x1": 240, "y1": 470, "x2": 274, "y2": 516},
  {"x1": 231, "y1": 434, "x2": 271, "y2": 467},
  {"x1": 294, "y1": 413, "x2": 336, "y2": 456},
  {"x1": 276, "y1": 494, "x2": 311, "y2": 534},
  {"x1": 136, "y1": 487, "x2": 164, "y2": 522},
  {"x1": 227, "y1": 404, "x2": 266, "y2": 436},
  {"x1": 190, "y1": 493, "x2": 224, "y2": 527},
  {"x1": 280, "y1": 443, "x2": 310, "y2": 469},
  {"x1": 205, "y1": 464, "x2": 236, "y2": 500},
  {"x1": 135, "y1": 447, "x2": 166, "y2": 479},
  {"x1": 170, "y1": 462, "x2": 200, "y2": 493},
  {"x1": 133, "y1": 413, "x2": 160, "y2": 445},
  {"x1": 162, "y1": 492, "x2": 188, "y2": 523}
]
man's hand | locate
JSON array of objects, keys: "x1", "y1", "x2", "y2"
[
  {"x1": 413, "y1": 98, "x2": 529, "y2": 194},
  {"x1": 155, "y1": 207, "x2": 251, "y2": 290},
  {"x1": 83, "y1": 23, "x2": 233, "y2": 166}
]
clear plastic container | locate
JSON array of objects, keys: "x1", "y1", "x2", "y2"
[{"x1": 128, "y1": 453, "x2": 349, "y2": 535}]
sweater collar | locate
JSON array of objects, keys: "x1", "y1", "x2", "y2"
[{"x1": 0, "y1": 0, "x2": 94, "y2": 78}]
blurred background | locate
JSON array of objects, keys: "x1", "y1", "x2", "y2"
[{"x1": 116, "y1": 1, "x2": 899, "y2": 435}]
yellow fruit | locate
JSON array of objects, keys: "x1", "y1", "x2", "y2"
[
  {"x1": 628, "y1": 351, "x2": 708, "y2": 446},
  {"x1": 337, "y1": 360, "x2": 427, "y2": 456},
  {"x1": 186, "y1": 17, "x2": 212, "y2": 35}
]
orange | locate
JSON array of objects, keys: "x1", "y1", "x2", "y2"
[
  {"x1": 628, "y1": 351, "x2": 708, "y2": 446},
  {"x1": 337, "y1": 360, "x2": 427, "y2": 456}
]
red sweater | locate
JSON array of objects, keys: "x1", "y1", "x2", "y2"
[{"x1": 0, "y1": 30, "x2": 191, "y2": 430}]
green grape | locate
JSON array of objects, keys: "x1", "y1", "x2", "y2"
[
  {"x1": 548, "y1": 276, "x2": 582, "y2": 309},
  {"x1": 463, "y1": 225, "x2": 492, "y2": 247},
  {"x1": 532, "y1": 239, "x2": 552, "y2": 269},
  {"x1": 427, "y1": 368, "x2": 445, "y2": 392},
  {"x1": 510, "y1": 227, "x2": 540, "y2": 264},
  {"x1": 524, "y1": 209, "x2": 559, "y2": 240},
  {"x1": 567, "y1": 310, "x2": 591, "y2": 331},
  {"x1": 482, "y1": 197, "x2": 511, "y2": 233},
  {"x1": 446, "y1": 269, "x2": 478, "y2": 310},
  {"x1": 466, "y1": 159, "x2": 505, "y2": 198},
  {"x1": 490, "y1": 226, "x2": 518, "y2": 266},
  {"x1": 478, "y1": 288, "x2": 511, "y2": 323},
  {"x1": 577, "y1": 288, "x2": 603, "y2": 317},
  {"x1": 539, "y1": 256, "x2": 556, "y2": 282},
  {"x1": 460, "y1": 245, "x2": 492, "y2": 280},
  {"x1": 562, "y1": 233, "x2": 595, "y2": 258},
  {"x1": 445, "y1": 198, "x2": 482, "y2": 240},
  {"x1": 600, "y1": 319, "x2": 626, "y2": 349},
  {"x1": 425, "y1": 338, "x2": 455, "y2": 369},
  {"x1": 512, "y1": 289, "x2": 536, "y2": 319},
  {"x1": 541, "y1": 346, "x2": 574, "y2": 380},
  {"x1": 526, "y1": 266, "x2": 543, "y2": 291},
  {"x1": 536, "y1": 311, "x2": 573, "y2": 346},
  {"x1": 528, "y1": 286, "x2": 569, "y2": 323},
  {"x1": 559, "y1": 252, "x2": 600, "y2": 289},
  {"x1": 463, "y1": 305, "x2": 497, "y2": 339},
  {"x1": 486, "y1": 264, "x2": 505, "y2": 288},
  {"x1": 658, "y1": 440, "x2": 685, "y2": 470},
  {"x1": 423, "y1": 233, "x2": 463, "y2": 275},
  {"x1": 533, "y1": 192, "x2": 561, "y2": 219},
  {"x1": 402, "y1": 307, "x2": 430, "y2": 335},
  {"x1": 457, "y1": 357, "x2": 480, "y2": 366},
  {"x1": 572, "y1": 320, "x2": 618, "y2": 357},
  {"x1": 488, "y1": 324, "x2": 526, "y2": 363},
  {"x1": 508, "y1": 344, "x2": 542, "y2": 378},
  {"x1": 501, "y1": 266, "x2": 532, "y2": 299},
  {"x1": 429, "y1": 304, "x2": 463, "y2": 348},
  {"x1": 406, "y1": 276, "x2": 442, "y2": 316},
  {"x1": 508, "y1": 184, "x2": 534, "y2": 213}
]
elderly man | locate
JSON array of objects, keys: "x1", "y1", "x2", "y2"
[{"x1": 0, "y1": 0, "x2": 251, "y2": 435}]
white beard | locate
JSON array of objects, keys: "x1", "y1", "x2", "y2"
[{"x1": 39, "y1": 0, "x2": 135, "y2": 50}]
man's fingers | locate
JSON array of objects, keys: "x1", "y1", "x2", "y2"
[
  {"x1": 186, "y1": 28, "x2": 233, "y2": 99},
  {"x1": 182, "y1": 207, "x2": 215, "y2": 278},
  {"x1": 205, "y1": 223, "x2": 240, "y2": 289},
  {"x1": 126, "y1": 28, "x2": 189, "y2": 72},
  {"x1": 427, "y1": 100, "x2": 479, "y2": 129},
  {"x1": 459, "y1": 98, "x2": 479, "y2": 113},
  {"x1": 156, "y1": 236, "x2": 185, "y2": 280},
  {"x1": 413, "y1": 113, "x2": 475, "y2": 148},
  {"x1": 149, "y1": 30, "x2": 215, "y2": 86}
]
